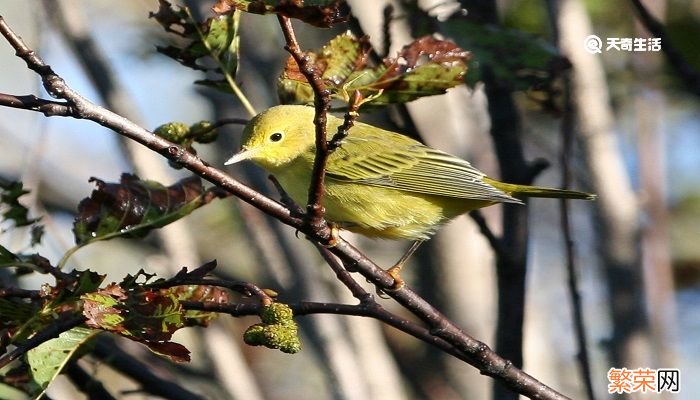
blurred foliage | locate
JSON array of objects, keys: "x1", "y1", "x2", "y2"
[
  {"x1": 403, "y1": 2, "x2": 569, "y2": 110},
  {"x1": 501, "y1": 0, "x2": 549, "y2": 37},
  {"x1": 666, "y1": 5, "x2": 700, "y2": 72},
  {"x1": 0, "y1": 181, "x2": 43, "y2": 246}
]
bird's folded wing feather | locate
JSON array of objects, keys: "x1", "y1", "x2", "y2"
[{"x1": 325, "y1": 127, "x2": 519, "y2": 203}]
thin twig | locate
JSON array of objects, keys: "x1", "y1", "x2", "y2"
[
  {"x1": 182, "y1": 300, "x2": 471, "y2": 363},
  {"x1": 277, "y1": 15, "x2": 332, "y2": 235},
  {"x1": 268, "y1": 174, "x2": 305, "y2": 216},
  {"x1": 629, "y1": 0, "x2": 700, "y2": 97},
  {"x1": 314, "y1": 243, "x2": 372, "y2": 302},
  {"x1": 207, "y1": 117, "x2": 249, "y2": 130},
  {"x1": 468, "y1": 210, "x2": 503, "y2": 255},
  {"x1": 0, "y1": 93, "x2": 73, "y2": 116},
  {"x1": 328, "y1": 90, "x2": 362, "y2": 152},
  {"x1": 147, "y1": 277, "x2": 273, "y2": 305},
  {"x1": 546, "y1": 1, "x2": 596, "y2": 398},
  {"x1": 559, "y1": 73, "x2": 596, "y2": 400}
]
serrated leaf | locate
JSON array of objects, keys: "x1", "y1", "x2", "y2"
[
  {"x1": 213, "y1": 0, "x2": 347, "y2": 28},
  {"x1": 81, "y1": 285, "x2": 192, "y2": 362},
  {"x1": 72, "y1": 174, "x2": 208, "y2": 245},
  {"x1": 278, "y1": 33, "x2": 470, "y2": 107},
  {"x1": 26, "y1": 326, "x2": 100, "y2": 393},
  {"x1": 151, "y1": 0, "x2": 241, "y2": 86}
]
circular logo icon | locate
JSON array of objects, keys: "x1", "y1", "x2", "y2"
[{"x1": 584, "y1": 35, "x2": 603, "y2": 54}]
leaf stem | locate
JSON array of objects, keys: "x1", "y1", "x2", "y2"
[{"x1": 185, "y1": 8, "x2": 257, "y2": 118}]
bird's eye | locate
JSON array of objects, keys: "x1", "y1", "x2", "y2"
[{"x1": 269, "y1": 132, "x2": 283, "y2": 142}]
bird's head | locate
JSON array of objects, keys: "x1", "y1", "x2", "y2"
[{"x1": 225, "y1": 105, "x2": 316, "y2": 171}]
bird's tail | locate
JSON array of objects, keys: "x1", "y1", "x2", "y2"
[{"x1": 484, "y1": 178, "x2": 596, "y2": 200}]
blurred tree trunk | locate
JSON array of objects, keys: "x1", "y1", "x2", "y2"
[
  {"x1": 557, "y1": 0, "x2": 650, "y2": 374},
  {"x1": 634, "y1": 0, "x2": 678, "y2": 378}
]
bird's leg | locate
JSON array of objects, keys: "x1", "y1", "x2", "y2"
[{"x1": 386, "y1": 240, "x2": 424, "y2": 290}]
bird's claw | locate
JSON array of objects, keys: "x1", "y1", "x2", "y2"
[
  {"x1": 385, "y1": 265, "x2": 405, "y2": 290},
  {"x1": 321, "y1": 223, "x2": 340, "y2": 248}
]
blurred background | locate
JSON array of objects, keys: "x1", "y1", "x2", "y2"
[{"x1": 1, "y1": 0, "x2": 699, "y2": 399}]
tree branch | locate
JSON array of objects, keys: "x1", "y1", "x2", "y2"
[
  {"x1": 0, "y1": 93, "x2": 74, "y2": 116},
  {"x1": 277, "y1": 15, "x2": 332, "y2": 235}
]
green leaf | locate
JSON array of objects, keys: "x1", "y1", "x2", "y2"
[
  {"x1": 72, "y1": 174, "x2": 210, "y2": 245},
  {"x1": 81, "y1": 285, "x2": 192, "y2": 362},
  {"x1": 212, "y1": 0, "x2": 347, "y2": 28},
  {"x1": 26, "y1": 326, "x2": 100, "y2": 394},
  {"x1": 278, "y1": 33, "x2": 471, "y2": 107},
  {"x1": 151, "y1": 0, "x2": 241, "y2": 88}
]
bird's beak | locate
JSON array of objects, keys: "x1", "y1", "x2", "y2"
[{"x1": 224, "y1": 147, "x2": 251, "y2": 165}]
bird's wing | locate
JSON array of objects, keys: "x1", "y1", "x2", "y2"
[{"x1": 325, "y1": 127, "x2": 519, "y2": 203}]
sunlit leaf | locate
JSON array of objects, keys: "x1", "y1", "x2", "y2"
[
  {"x1": 72, "y1": 174, "x2": 211, "y2": 245},
  {"x1": 26, "y1": 327, "x2": 100, "y2": 394},
  {"x1": 213, "y1": 0, "x2": 347, "y2": 28},
  {"x1": 81, "y1": 284, "x2": 192, "y2": 362},
  {"x1": 278, "y1": 33, "x2": 470, "y2": 107}
]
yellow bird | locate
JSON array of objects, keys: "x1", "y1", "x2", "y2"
[{"x1": 226, "y1": 105, "x2": 594, "y2": 284}]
